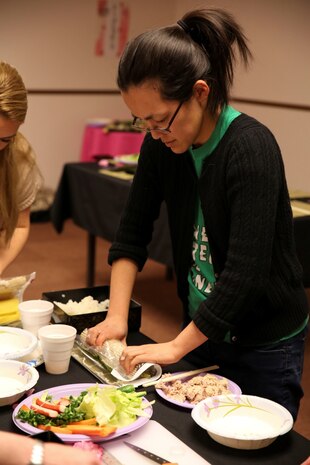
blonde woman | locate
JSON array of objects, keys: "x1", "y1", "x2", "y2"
[{"x1": 0, "y1": 61, "x2": 42, "y2": 275}]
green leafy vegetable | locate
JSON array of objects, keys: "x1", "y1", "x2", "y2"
[
  {"x1": 76, "y1": 385, "x2": 151, "y2": 427},
  {"x1": 16, "y1": 391, "x2": 88, "y2": 427}
]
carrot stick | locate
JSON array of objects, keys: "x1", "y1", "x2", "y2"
[
  {"x1": 67, "y1": 425, "x2": 107, "y2": 434},
  {"x1": 37, "y1": 425, "x2": 50, "y2": 431},
  {"x1": 67, "y1": 425, "x2": 117, "y2": 436},
  {"x1": 97, "y1": 425, "x2": 117, "y2": 436},
  {"x1": 37, "y1": 425, "x2": 73, "y2": 434},
  {"x1": 68, "y1": 418, "x2": 97, "y2": 426},
  {"x1": 49, "y1": 426, "x2": 73, "y2": 434}
]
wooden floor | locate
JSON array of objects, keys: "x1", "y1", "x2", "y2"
[{"x1": 5, "y1": 219, "x2": 310, "y2": 440}]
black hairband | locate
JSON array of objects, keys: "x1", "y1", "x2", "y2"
[{"x1": 177, "y1": 19, "x2": 207, "y2": 54}]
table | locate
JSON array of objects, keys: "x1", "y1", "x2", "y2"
[
  {"x1": 50, "y1": 162, "x2": 310, "y2": 288},
  {"x1": 1, "y1": 331, "x2": 309, "y2": 465},
  {"x1": 290, "y1": 194, "x2": 310, "y2": 289},
  {"x1": 50, "y1": 163, "x2": 173, "y2": 286}
]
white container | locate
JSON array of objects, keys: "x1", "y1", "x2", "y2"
[
  {"x1": 0, "y1": 359, "x2": 39, "y2": 406},
  {"x1": 191, "y1": 394, "x2": 294, "y2": 450},
  {"x1": 19, "y1": 299, "x2": 54, "y2": 336},
  {"x1": 38, "y1": 324, "x2": 76, "y2": 374},
  {"x1": 0, "y1": 326, "x2": 37, "y2": 360}
]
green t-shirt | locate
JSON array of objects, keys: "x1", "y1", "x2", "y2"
[{"x1": 187, "y1": 106, "x2": 240, "y2": 319}]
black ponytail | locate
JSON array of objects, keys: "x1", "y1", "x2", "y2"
[{"x1": 117, "y1": 8, "x2": 252, "y2": 116}]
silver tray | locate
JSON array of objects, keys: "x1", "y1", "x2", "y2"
[{"x1": 71, "y1": 342, "x2": 161, "y2": 388}]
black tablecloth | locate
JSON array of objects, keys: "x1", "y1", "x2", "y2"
[
  {"x1": 1, "y1": 332, "x2": 309, "y2": 465},
  {"x1": 51, "y1": 162, "x2": 310, "y2": 288},
  {"x1": 50, "y1": 162, "x2": 173, "y2": 286},
  {"x1": 51, "y1": 162, "x2": 172, "y2": 265},
  {"x1": 294, "y1": 216, "x2": 310, "y2": 287}
]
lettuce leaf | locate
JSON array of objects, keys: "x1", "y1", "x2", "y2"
[{"x1": 76, "y1": 385, "x2": 150, "y2": 427}]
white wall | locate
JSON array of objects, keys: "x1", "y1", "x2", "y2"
[
  {"x1": 0, "y1": 0, "x2": 309, "y2": 190},
  {"x1": 0, "y1": 0, "x2": 176, "y2": 189}
]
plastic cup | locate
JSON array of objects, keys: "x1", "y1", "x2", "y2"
[
  {"x1": 18, "y1": 300, "x2": 54, "y2": 336},
  {"x1": 38, "y1": 324, "x2": 77, "y2": 374}
]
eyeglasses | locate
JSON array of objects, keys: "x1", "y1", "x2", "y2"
[{"x1": 132, "y1": 101, "x2": 183, "y2": 134}]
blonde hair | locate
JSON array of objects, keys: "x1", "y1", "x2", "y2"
[{"x1": 0, "y1": 61, "x2": 28, "y2": 243}]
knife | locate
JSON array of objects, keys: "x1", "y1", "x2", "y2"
[{"x1": 123, "y1": 441, "x2": 178, "y2": 465}]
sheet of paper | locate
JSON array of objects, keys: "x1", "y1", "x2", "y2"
[{"x1": 103, "y1": 419, "x2": 212, "y2": 465}]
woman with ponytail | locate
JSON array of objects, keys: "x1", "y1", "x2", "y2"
[
  {"x1": 87, "y1": 8, "x2": 308, "y2": 421},
  {"x1": 0, "y1": 61, "x2": 42, "y2": 274}
]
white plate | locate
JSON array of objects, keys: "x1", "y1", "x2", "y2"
[
  {"x1": 156, "y1": 372, "x2": 242, "y2": 409},
  {"x1": 0, "y1": 360, "x2": 39, "y2": 407},
  {"x1": 19, "y1": 341, "x2": 44, "y2": 367},
  {"x1": 0, "y1": 326, "x2": 37, "y2": 360},
  {"x1": 191, "y1": 394, "x2": 293, "y2": 450},
  {"x1": 13, "y1": 383, "x2": 153, "y2": 442}
]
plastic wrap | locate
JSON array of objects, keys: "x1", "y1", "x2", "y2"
[
  {"x1": 0, "y1": 272, "x2": 36, "y2": 325},
  {"x1": 76, "y1": 329, "x2": 161, "y2": 384}
]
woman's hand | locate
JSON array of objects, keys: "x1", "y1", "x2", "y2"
[
  {"x1": 44, "y1": 442, "x2": 102, "y2": 465},
  {"x1": 120, "y1": 341, "x2": 184, "y2": 373},
  {"x1": 86, "y1": 314, "x2": 128, "y2": 346},
  {"x1": 119, "y1": 322, "x2": 208, "y2": 373}
]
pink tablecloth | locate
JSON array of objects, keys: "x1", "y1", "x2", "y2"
[{"x1": 80, "y1": 125, "x2": 145, "y2": 161}]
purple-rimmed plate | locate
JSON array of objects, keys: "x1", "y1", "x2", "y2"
[
  {"x1": 156, "y1": 373, "x2": 241, "y2": 410},
  {"x1": 13, "y1": 383, "x2": 152, "y2": 442}
]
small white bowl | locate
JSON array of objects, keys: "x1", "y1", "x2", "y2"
[
  {"x1": 191, "y1": 394, "x2": 293, "y2": 450},
  {"x1": 0, "y1": 326, "x2": 37, "y2": 360},
  {"x1": 0, "y1": 359, "x2": 39, "y2": 406}
]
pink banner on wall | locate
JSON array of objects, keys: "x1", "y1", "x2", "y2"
[{"x1": 95, "y1": 0, "x2": 130, "y2": 57}]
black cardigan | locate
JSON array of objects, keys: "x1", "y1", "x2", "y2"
[{"x1": 109, "y1": 114, "x2": 309, "y2": 346}]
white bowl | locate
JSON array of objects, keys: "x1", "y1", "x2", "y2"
[
  {"x1": 0, "y1": 359, "x2": 39, "y2": 406},
  {"x1": 191, "y1": 394, "x2": 293, "y2": 450},
  {"x1": 0, "y1": 326, "x2": 37, "y2": 360}
]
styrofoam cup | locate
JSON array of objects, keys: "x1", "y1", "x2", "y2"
[
  {"x1": 38, "y1": 324, "x2": 77, "y2": 374},
  {"x1": 18, "y1": 300, "x2": 54, "y2": 336}
]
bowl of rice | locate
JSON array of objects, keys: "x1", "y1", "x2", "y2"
[
  {"x1": 42, "y1": 286, "x2": 141, "y2": 334},
  {"x1": 191, "y1": 394, "x2": 293, "y2": 450}
]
